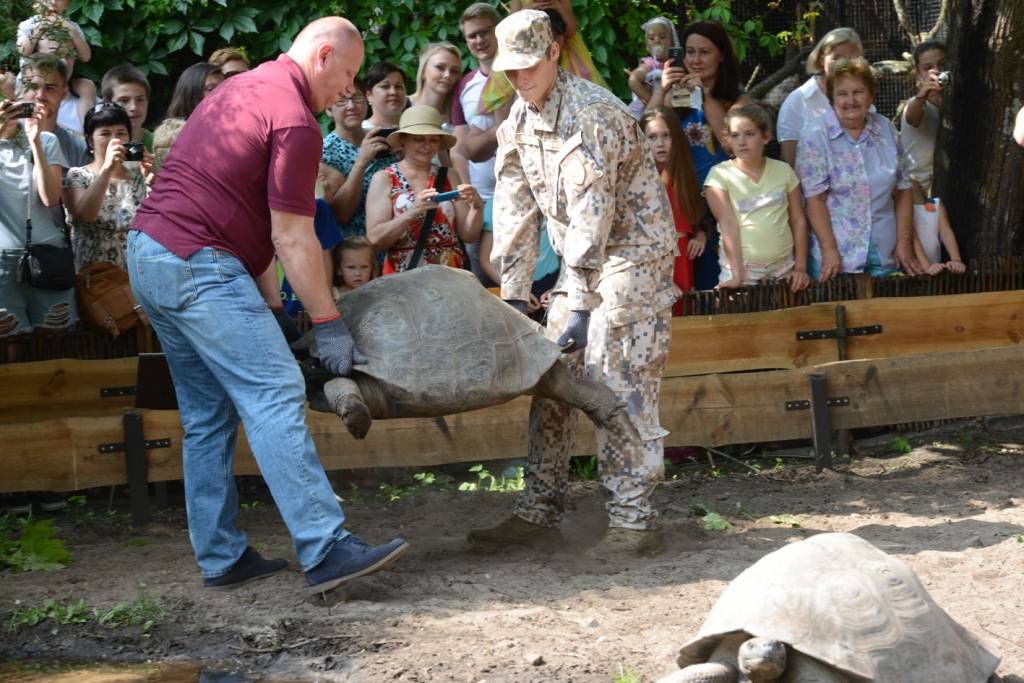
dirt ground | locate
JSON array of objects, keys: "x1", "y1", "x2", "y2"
[{"x1": 2, "y1": 416, "x2": 1024, "y2": 683}]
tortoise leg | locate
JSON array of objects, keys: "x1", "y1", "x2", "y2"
[
  {"x1": 323, "y1": 377, "x2": 373, "y2": 439},
  {"x1": 658, "y1": 633, "x2": 744, "y2": 683},
  {"x1": 531, "y1": 358, "x2": 624, "y2": 429}
]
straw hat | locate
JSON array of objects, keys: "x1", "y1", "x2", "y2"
[{"x1": 386, "y1": 105, "x2": 457, "y2": 149}]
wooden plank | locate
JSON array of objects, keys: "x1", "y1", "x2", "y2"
[
  {"x1": 6, "y1": 345, "x2": 1023, "y2": 492},
  {"x1": 843, "y1": 290, "x2": 1024, "y2": 359},
  {"x1": 666, "y1": 304, "x2": 839, "y2": 377},
  {"x1": 663, "y1": 344, "x2": 1024, "y2": 446},
  {"x1": 0, "y1": 357, "x2": 137, "y2": 424}
]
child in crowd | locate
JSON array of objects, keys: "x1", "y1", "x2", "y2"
[
  {"x1": 704, "y1": 104, "x2": 810, "y2": 291},
  {"x1": 333, "y1": 236, "x2": 376, "y2": 299},
  {"x1": 900, "y1": 40, "x2": 944, "y2": 196},
  {"x1": 911, "y1": 188, "x2": 966, "y2": 276},
  {"x1": 17, "y1": 0, "x2": 96, "y2": 132},
  {"x1": 639, "y1": 106, "x2": 705, "y2": 313},
  {"x1": 627, "y1": 17, "x2": 679, "y2": 119}
]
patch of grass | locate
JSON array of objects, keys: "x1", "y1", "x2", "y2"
[
  {"x1": 239, "y1": 501, "x2": 262, "y2": 511},
  {"x1": 458, "y1": 464, "x2": 525, "y2": 493},
  {"x1": 6, "y1": 598, "x2": 90, "y2": 633},
  {"x1": 570, "y1": 455, "x2": 598, "y2": 480},
  {"x1": 892, "y1": 436, "x2": 913, "y2": 454},
  {"x1": 95, "y1": 591, "x2": 165, "y2": 633},
  {"x1": 6, "y1": 591, "x2": 167, "y2": 635},
  {"x1": 690, "y1": 504, "x2": 732, "y2": 531},
  {"x1": 122, "y1": 537, "x2": 152, "y2": 548},
  {"x1": 0, "y1": 516, "x2": 71, "y2": 572},
  {"x1": 378, "y1": 470, "x2": 439, "y2": 502},
  {"x1": 611, "y1": 665, "x2": 642, "y2": 683}
]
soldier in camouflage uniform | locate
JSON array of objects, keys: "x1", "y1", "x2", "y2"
[{"x1": 466, "y1": 9, "x2": 678, "y2": 555}]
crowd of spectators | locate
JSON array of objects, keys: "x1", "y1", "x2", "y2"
[{"x1": 0, "y1": 0, "x2": 974, "y2": 352}]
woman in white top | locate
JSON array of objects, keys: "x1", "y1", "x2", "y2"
[
  {"x1": 900, "y1": 40, "x2": 945, "y2": 195},
  {"x1": 777, "y1": 28, "x2": 865, "y2": 167}
]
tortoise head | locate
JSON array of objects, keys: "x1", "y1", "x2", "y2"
[{"x1": 737, "y1": 637, "x2": 786, "y2": 682}]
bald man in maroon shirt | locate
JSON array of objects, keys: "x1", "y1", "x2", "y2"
[{"x1": 127, "y1": 18, "x2": 408, "y2": 596}]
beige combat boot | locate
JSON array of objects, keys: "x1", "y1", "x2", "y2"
[
  {"x1": 591, "y1": 527, "x2": 664, "y2": 558},
  {"x1": 466, "y1": 515, "x2": 560, "y2": 547}
]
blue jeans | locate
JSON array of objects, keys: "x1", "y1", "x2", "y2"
[{"x1": 126, "y1": 230, "x2": 347, "y2": 577}]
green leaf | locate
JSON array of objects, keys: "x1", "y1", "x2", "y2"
[
  {"x1": 592, "y1": 43, "x2": 607, "y2": 64},
  {"x1": 277, "y1": 35, "x2": 292, "y2": 52},
  {"x1": 189, "y1": 30, "x2": 205, "y2": 55},
  {"x1": 233, "y1": 16, "x2": 258, "y2": 33},
  {"x1": 84, "y1": 4, "x2": 104, "y2": 24},
  {"x1": 166, "y1": 32, "x2": 188, "y2": 53},
  {"x1": 403, "y1": 35, "x2": 416, "y2": 52},
  {"x1": 163, "y1": 19, "x2": 185, "y2": 34},
  {"x1": 148, "y1": 60, "x2": 168, "y2": 76},
  {"x1": 219, "y1": 23, "x2": 235, "y2": 42}
]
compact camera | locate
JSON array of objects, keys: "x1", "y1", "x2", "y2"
[
  {"x1": 936, "y1": 71, "x2": 951, "y2": 87},
  {"x1": 8, "y1": 101, "x2": 35, "y2": 119},
  {"x1": 123, "y1": 142, "x2": 146, "y2": 161}
]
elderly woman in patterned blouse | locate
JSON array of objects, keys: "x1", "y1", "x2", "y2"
[{"x1": 795, "y1": 57, "x2": 924, "y2": 281}]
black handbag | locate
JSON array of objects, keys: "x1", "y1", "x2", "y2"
[{"x1": 15, "y1": 169, "x2": 75, "y2": 291}]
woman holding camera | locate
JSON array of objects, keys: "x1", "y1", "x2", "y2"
[
  {"x1": 64, "y1": 102, "x2": 152, "y2": 271},
  {"x1": 365, "y1": 105, "x2": 482, "y2": 274},
  {"x1": 648, "y1": 20, "x2": 749, "y2": 289},
  {"x1": 0, "y1": 94, "x2": 76, "y2": 339}
]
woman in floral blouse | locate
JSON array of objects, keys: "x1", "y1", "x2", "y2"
[
  {"x1": 64, "y1": 102, "x2": 151, "y2": 271},
  {"x1": 649, "y1": 20, "x2": 749, "y2": 289},
  {"x1": 795, "y1": 58, "x2": 924, "y2": 281}
]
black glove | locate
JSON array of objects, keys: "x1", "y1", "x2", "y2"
[
  {"x1": 272, "y1": 307, "x2": 302, "y2": 343},
  {"x1": 312, "y1": 315, "x2": 368, "y2": 376},
  {"x1": 504, "y1": 299, "x2": 528, "y2": 316},
  {"x1": 557, "y1": 310, "x2": 590, "y2": 353}
]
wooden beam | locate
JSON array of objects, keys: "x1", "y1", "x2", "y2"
[
  {"x1": 5, "y1": 345, "x2": 1023, "y2": 492},
  {"x1": 0, "y1": 358, "x2": 137, "y2": 424}
]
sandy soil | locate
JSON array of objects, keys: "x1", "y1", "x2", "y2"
[{"x1": 2, "y1": 417, "x2": 1024, "y2": 683}]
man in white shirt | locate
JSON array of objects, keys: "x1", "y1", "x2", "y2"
[{"x1": 452, "y1": 2, "x2": 502, "y2": 283}]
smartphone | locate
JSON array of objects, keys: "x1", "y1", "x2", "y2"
[
  {"x1": 667, "y1": 47, "x2": 684, "y2": 63},
  {"x1": 430, "y1": 189, "x2": 461, "y2": 203}
]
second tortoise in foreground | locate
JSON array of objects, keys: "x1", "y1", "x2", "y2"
[
  {"x1": 299, "y1": 266, "x2": 635, "y2": 439},
  {"x1": 657, "y1": 532, "x2": 1000, "y2": 683}
]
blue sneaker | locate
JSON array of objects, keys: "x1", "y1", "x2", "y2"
[
  {"x1": 306, "y1": 535, "x2": 409, "y2": 594},
  {"x1": 203, "y1": 547, "x2": 288, "y2": 590}
]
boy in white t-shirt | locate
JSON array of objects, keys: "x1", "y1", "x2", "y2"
[{"x1": 705, "y1": 105, "x2": 810, "y2": 291}]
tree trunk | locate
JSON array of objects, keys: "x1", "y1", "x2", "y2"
[{"x1": 935, "y1": 0, "x2": 1024, "y2": 259}]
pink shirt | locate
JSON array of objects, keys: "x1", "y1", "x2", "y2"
[{"x1": 132, "y1": 55, "x2": 322, "y2": 276}]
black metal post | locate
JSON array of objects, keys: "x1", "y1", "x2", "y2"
[
  {"x1": 123, "y1": 410, "x2": 149, "y2": 526},
  {"x1": 808, "y1": 373, "x2": 833, "y2": 472}
]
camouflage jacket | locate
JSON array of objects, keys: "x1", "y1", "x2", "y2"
[{"x1": 492, "y1": 70, "x2": 677, "y2": 314}]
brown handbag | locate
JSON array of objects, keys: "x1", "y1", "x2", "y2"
[{"x1": 76, "y1": 262, "x2": 149, "y2": 337}]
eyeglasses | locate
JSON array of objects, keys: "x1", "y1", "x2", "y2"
[{"x1": 335, "y1": 95, "x2": 367, "y2": 108}]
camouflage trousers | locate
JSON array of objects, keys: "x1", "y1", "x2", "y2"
[{"x1": 513, "y1": 255, "x2": 674, "y2": 530}]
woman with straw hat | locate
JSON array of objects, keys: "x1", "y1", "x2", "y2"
[{"x1": 366, "y1": 105, "x2": 483, "y2": 274}]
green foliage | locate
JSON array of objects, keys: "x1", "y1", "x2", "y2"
[
  {"x1": 0, "y1": 516, "x2": 71, "y2": 573},
  {"x1": 688, "y1": 0, "x2": 819, "y2": 63},
  {"x1": 6, "y1": 598, "x2": 91, "y2": 633},
  {"x1": 378, "y1": 470, "x2": 438, "y2": 502},
  {"x1": 611, "y1": 664, "x2": 642, "y2": 683},
  {"x1": 570, "y1": 455, "x2": 598, "y2": 480},
  {"x1": 892, "y1": 436, "x2": 913, "y2": 454},
  {"x1": 0, "y1": 0, "x2": 33, "y2": 71},
  {"x1": 6, "y1": 592, "x2": 166, "y2": 634},
  {"x1": 458, "y1": 463, "x2": 524, "y2": 492},
  {"x1": 691, "y1": 504, "x2": 731, "y2": 531},
  {"x1": 95, "y1": 591, "x2": 165, "y2": 633}
]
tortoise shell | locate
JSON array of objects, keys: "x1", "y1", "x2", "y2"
[
  {"x1": 677, "y1": 533, "x2": 1000, "y2": 682},
  {"x1": 336, "y1": 265, "x2": 561, "y2": 415}
]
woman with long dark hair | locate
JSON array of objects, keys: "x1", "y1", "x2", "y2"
[
  {"x1": 165, "y1": 62, "x2": 225, "y2": 120},
  {"x1": 649, "y1": 20, "x2": 748, "y2": 289}
]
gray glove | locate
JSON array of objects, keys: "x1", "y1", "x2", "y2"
[
  {"x1": 557, "y1": 310, "x2": 590, "y2": 353},
  {"x1": 312, "y1": 316, "x2": 368, "y2": 376},
  {"x1": 272, "y1": 307, "x2": 302, "y2": 344},
  {"x1": 504, "y1": 299, "x2": 528, "y2": 316}
]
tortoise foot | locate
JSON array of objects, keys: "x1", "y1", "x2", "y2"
[
  {"x1": 656, "y1": 663, "x2": 738, "y2": 683},
  {"x1": 339, "y1": 395, "x2": 372, "y2": 439}
]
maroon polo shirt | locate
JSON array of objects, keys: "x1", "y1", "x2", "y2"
[{"x1": 132, "y1": 54, "x2": 322, "y2": 276}]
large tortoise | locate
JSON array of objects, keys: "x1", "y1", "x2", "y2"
[
  {"x1": 299, "y1": 265, "x2": 632, "y2": 439},
  {"x1": 657, "y1": 532, "x2": 1000, "y2": 683}
]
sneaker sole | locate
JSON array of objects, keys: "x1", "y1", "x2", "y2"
[
  {"x1": 204, "y1": 563, "x2": 288, "y2": 591},
  {"x1": 307, "y1": 541, "x2": 409, "y2": 595}
]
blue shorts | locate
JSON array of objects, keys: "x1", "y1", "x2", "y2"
[{"x1": 0, "y1": 250, "x2": 78, "y2": 337}]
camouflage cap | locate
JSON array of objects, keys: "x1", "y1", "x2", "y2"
[{"x1": 491, "y1": 9, "x2": 553, "y2": 72}]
